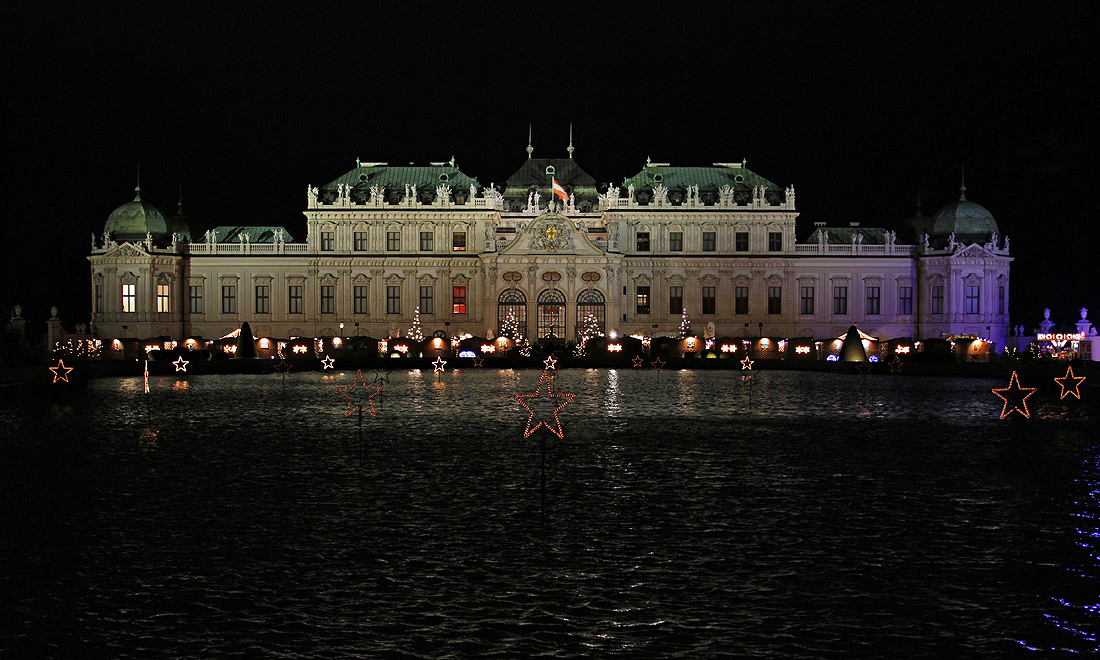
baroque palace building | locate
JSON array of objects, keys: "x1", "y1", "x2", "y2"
[{"x1": 88, "y1": 148, "x2": 1013, "y2": 350}]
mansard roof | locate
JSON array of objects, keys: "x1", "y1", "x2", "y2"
[
  {"x1": 500, "y1": 157, "x2": 602, "y2": 199},
  {"x1": 622, "y1": 163, "x2": 780, "y2": 194},
  {"x1": 321, "y1": 162, "x2": 482, "y2": 194}
]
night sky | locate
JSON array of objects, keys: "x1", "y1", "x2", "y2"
[{"x1": 4, "y1": 4, "x2": 1095, "y2": 333}]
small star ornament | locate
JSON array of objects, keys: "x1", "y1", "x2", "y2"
[
  {"x1": 335, "y1": 369, "x2": 384, "y2": 417},
  {"x1": 992, "y1": 371, "x2": 1037, "y2": 419},
  {"x1": 273, "y1": 359, "x2": 292, "y2": 374},
  {"x1": 741, "y1": 356, "x2": 754, "y2": 371},
  {"x1": 651, "y1": 358, "x2": 665, "y2": 371},
  {"x1": 514, "y1": 370, "x2": 576, "y2": 438},
  {"x1": 173, "y1": 356, "x2": 189, "y2": 372},
  {"x1": 889, "y1": 356, "x2": 903, "y2": 373},
  {"x1": 321, "y1": 355, "x2": 335, "y2": 369},
  {"x1": 631, "y1": 355, "x2": 644, "y2": 368},
  {"x1": 49, "y1": 359, "x2": 73, "y2": 383},
  {"x1": 433, "y1": 356, "x2": 447, "y2": 373},
  {"x1": 543, "y1": 355, "x2": 558, "y2": 370},
  {"x1": 1054, "y1": 365, "x2": 1086, "y2": 400},
  {"x1": 472, "y1": 356, "x2": 484, "y2": 367}
]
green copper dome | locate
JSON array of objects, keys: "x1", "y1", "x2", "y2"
[
  {"x1": 105, "y1": 186, "x2": 169, "y2": 241},
  {"x1": 930, "y1": 189, "x2": 998, "y2": 239}
]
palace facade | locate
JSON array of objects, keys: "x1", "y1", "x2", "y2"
[{"x1": 89, "y1": 152, "x2": 1013, "y2": 350}]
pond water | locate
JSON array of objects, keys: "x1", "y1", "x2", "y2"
[{"x1": 1, "y1": 368, "x2": 1097, "y2": 658}]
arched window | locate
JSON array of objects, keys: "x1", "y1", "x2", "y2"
[
  {"x1": 576, "y1": 288, "x2": 605, "y2": 336},
  {"x1": 537, "y1": 289, "x2": 567, "y2": 339},
  {"x1": 498, "y1": 289, "x2": 527, "y2": 339}
]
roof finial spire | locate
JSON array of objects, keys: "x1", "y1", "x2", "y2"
[
  {"x1": 177, "y1": 182, "x2": 184, "y2": 215},
  {"x1": 959, "y1": 165, "x2": 967, "y2": 201},
  {"x1": 567, "y1": 122, "x2": 574, "y2": 159},
  {"x1": 134, "y1": 162, "x2": 142, "y2": 201},
  {"x1": 526, "y1": 124, "x2": 533, "y2": 159}
]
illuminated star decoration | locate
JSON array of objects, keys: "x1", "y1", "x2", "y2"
[
  {"x1": 173, "y1": 356, "x2": 189, "y2": 372},
  {"x1": 49, "y1": 359, "x2": 73, "y2": 383},
  {"x1": 651, "y1": 357, "x2": 665, "y2": 371},
  {"x1": 992, "y1": 371, "x2": 1038, "y2": 419},
  {"x1": 472, "y1": 356, "x2": 484, "y2": 367},
  {"x1": 335, "y1": 369, "x2": 384, "y2": 418},
  {"x1": 741, "y1": 355, "x2": 754, "y2": 371},
  {"x1": 889, "y1": 356, "x2": 903, "y2": 373},
  {"x1": 543, "y1": 355, "x2": 558, "y2": 370},
  {"x1": 1054, "y1": 365, "x2": 1086, "y2": 400},
  {"x1": 273, "y1": 359, "x2": 292, "y2": 374},
  {"x1": 433, "y1": 356, "x2": 447, "y2": 373},
  {"x1": 321, "y1": 355, "x2": 335, "y2": 369},
  {"x1": 514, "y1": 370, "x2": 576, "y2": 439},
  {"x1": 856, "y1": 361, "x2": 873, "y2": 376},
  {"x1": 631, "y1": 355, "x2": 644, "y2": 368},
  {"x1": 371, "y1": 368, "x2": 393, "y2": 386}
]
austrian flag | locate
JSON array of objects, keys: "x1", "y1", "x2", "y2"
[{"x1": 551, "y1": 177, "x2": 568, "y2": 201}]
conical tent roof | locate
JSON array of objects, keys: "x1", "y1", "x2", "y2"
[{"x1": 840, "y1": 325, "x2": 868, "y2": 362}]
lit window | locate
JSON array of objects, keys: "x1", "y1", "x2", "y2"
[
  {"x1": 452, "y1": 231, "x2": 466, "y2": 251},
  {"x1": 453, "y1": 286, "x2": 466, "y2": 314},
  {"x1": 122, "y1": 284, "x2": 136, "y2": 313},
  {"x1": 156, "y1": 284, "x2": 170, "y2": 313},
  {"x1": 636, "y1": 286, "x2": 650, "y2": 314}
]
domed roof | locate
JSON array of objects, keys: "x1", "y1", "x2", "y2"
[
  {"x1": 931, "y1": 187, "x2": 998, "y2": 238},
  {"x1": 105, "y1": 186, "x2": 169, "y2": 241}
]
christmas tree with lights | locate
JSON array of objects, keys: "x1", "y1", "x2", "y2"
[
  {"x1": 576, "y1": 311, "x2": 602, "y2": 356},
  {"x1": 678, "y1": 307, "x2": 691, "y2": 339},
  {"x1": 501, "y1": 309, "x2": 522, "y2": 341},
  {"x1": 409, "y1": 306, "x2": 424, "y2": 341}
]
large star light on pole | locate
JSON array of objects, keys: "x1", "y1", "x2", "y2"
[
  {"x1": 543, "y1": 355, "x2": 558, "y2": 370},
  {"x1": 992, "y1": 371, "x2": 1038, "y2": 419},
  {"x1": 173, "y1": 356, "x2": 189, "y2": 372},
  {"x1": 741, "y1": 355, "x2": 754, "y2": 371},
  {"x1": 433, "y1": 356, "x2": 447, "y2": 373},
  {"x1": 321, "y1": 355, "x2": 335, "y2": 369},
  {"x1": 1054, "y1": 365, "x2": 1086, "y2": 400},
  {"x1": 335, "y1": 369, "x2": 384, "y2": 417},
  {"x1": 514, "y1": 370, "x2": 576, "y2": 438}
]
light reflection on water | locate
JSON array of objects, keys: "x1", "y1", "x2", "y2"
[{"x1": 0, "y1": 369, "x2": 1096, "y2": 658}]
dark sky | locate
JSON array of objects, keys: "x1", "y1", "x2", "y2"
[{"x1": 4, "y1": 3, "x2": 1096, "y2": 332}]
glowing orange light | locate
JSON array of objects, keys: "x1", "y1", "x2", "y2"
[
  {"x1": 184, "y1": 339, "x2": 198, "y2": 350},
  {"x1": 333, "y1": 337, "x2": 342, "y2": 348},
  {"x1": 49, "y1": 359, "x2": 73, "y2": 383},
  {"x1": 481, "y1": 344, "x2": 495, "y2": 353},
  {"x1": 112, "y1": 339, "x2": 123, "y2": 350},
  {"x1": 321, "y1": 355, "x2": 335, "y2": 369},
  {"x1": 895, "y1": 345, "x2": 911, "y2": 354},
  {"x1": 631, "y1": 355, "x2": 644, "y2": 367},
  {"x1": 433, "y1": 338, "x2": 443, "y2": 349},
  {"x1": 259, "y1": 338, "x2": 270, "y2": 349},
  {"x1": 795, "y1": 346, "x2": 811, "y2": 354},
  {"x1": 394, "y1": 344, "x2": 409, "y2": 354},
  {"x1": 293, "y1": 345, "x2": 308, "y2": 354},
  {"x1": 992, "y1": 371, "x2": 1037, "y2": 419},
  {"x1": 514, "y1": 370, "x2": 576, "y2": 438},
  {"x1": 335, "y1": 370, "x2": 384, "y2": 417},
  {"x1": 222, "y1": 344, "x2": 237, "y2": 354},
  {"x1": 433, "y1": 357, "x2": 447, "y2": 373},
  {"x1": 1054, "y1": 365, "x2": 1086, "y2": 400},
  {"x1": 685, "y1": 338, "x2": 696, "y2": 349},
  {"x1": 720, "y1": 344, "x2": 738, "y2": 353},
  {"x1": 173, "y1": 357, "x2": 188, "y2": 372},
  {"x1": 608, "y1": 343, "x2": 623, "y2": 352},
  {"x1": 651, "y1": 358, "x2": 665, "y2": 371}
]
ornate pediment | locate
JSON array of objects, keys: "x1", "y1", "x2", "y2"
[
  {"x1": 320, "y1": 273, "x2": 339, "y2": 285},
  {"x1": 107, "y1": 243, "x2": 147, "y2": 258},
  {"x1": 418, "y1": 274, "x2": 436, "y2": 286},
  {"x1": 954, "y1": 244, "x2": 995, "y2": 259},
  {"x1": 353, "y1": 273, "x2": 371, "y2": 285},
  {"x1": 500, "y1": 212, "x2": 604, "y2": 256}
]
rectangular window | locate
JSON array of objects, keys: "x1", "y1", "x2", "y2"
[
  {"x1": 801, "y1": 286, "x2": 815, "y2": 315},
  {"x1": 702, "y1": 286, "x2": 716, "y2": 314},
  {"x1": 669, "y1": 286, "x2": 683, "y2": 315},
  {"x1": 419, "y1": 286, "x2": 434, "y2": 315},
  {"x1": 965, "y1": 285, "x2": 980, "y2": 314},
  {"x1": 931, "y1": 285, "x2": 944, "y2": 314},
  {"x1": 768, "y1": 232, "x2": 783, "y2": 252},
  {"x1": 420, "y1": 231, "x2": 434, "y2": 251},
  {"x1": 998, "y1": 286, "x2": 1005, "y2": 315},
  {"x1": 121, "y1": 284, "x2": 136, "y2": 313},
  {"x1": 156, "y1": 284, "x2": 170, "y2": 313},
  {"x1": 702, "y1": 231, "x2": 716, "y2": 252},
  {"x1": 320, "y1": 231, "x2": 334, "y2": 251},
  {"x1": 735, "y1": 286, "x2": 748, "y2": 315},
  {"x1": 288, "y1": 285, "x2": 303, "y2": 314},
  {"x1": 221, "y1": 285, "x2": 236, "y2": 314},
  {"x1": 452, "y1": 286, "x2": 467, "y2": 314},
  {"x1": 735, "y1": 232, "x2": 749, "y2": 252},
  {"x1": 636, "y1": 286, "x2": 650, "y2": 314},
  {"x1": 320, "y1": 285, "x2": 335, "y2": 314},
  {"x1": 255, "y1": 285, "x2": 270, "y2": 314},
  {"x1": 768, "y1": 286, "x2": 782, "y2": 314},
  {"x1": 636, "y1": 231, "x2": 650, "y2": 252},
  {"x1": 866, "y1": 286, "x2": 881, "y2": 315},
  {"x1": 189, "y1": 286, "x2": 203, "y2": 314},
  {"x1": 452, "y1": 231, "x2": 466, "y2": 251},
  {"x1": 95, "y1": 284, "x2": 103, "y2": 313},
  {"x1": 833, "y1": 286, "x2": 848, "y2": 315},
  {"x1": 354, "y1": 285, "x2": 369, "y2": 315},
  {"x1": 898, "y1": 287, "x2": 913, "y2": 316},
  {"x1": 386, "y1": 285, "x2": 401, "y2": 314},
  {"x1": 354, "y1": 231, "x2": 369, "y2": 251},
  {"x1": 669, "y1": 232, "x2": 683, "y2": 252},
  {"x1": 387, "y1": 231, "x2": 400, "y2": 251}
]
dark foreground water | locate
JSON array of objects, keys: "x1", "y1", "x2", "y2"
[{"x1": 1, "y1": 369, "x2": 1097, "y2": 658}]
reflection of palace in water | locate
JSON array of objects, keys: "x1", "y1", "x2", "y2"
[{"x1": 88, "y1": 144, "x2": 1016, "y2": 350}]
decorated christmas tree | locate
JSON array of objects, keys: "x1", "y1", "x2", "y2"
[
  {"x1": 519, "y1": 338, "x2": 533, "y2": 357},
  {"x1": 576, "y1": 312, "x2": 602, "y2": 356},
  {"x1": 409, "y1": 306, "x2": 424, "y2": 341},
  {"x1": 678, "y1": 307, "x2": 691, "y2": 339},
  {"x1": 501, "y1": 309, "x2": 522, "y2": 340}
]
